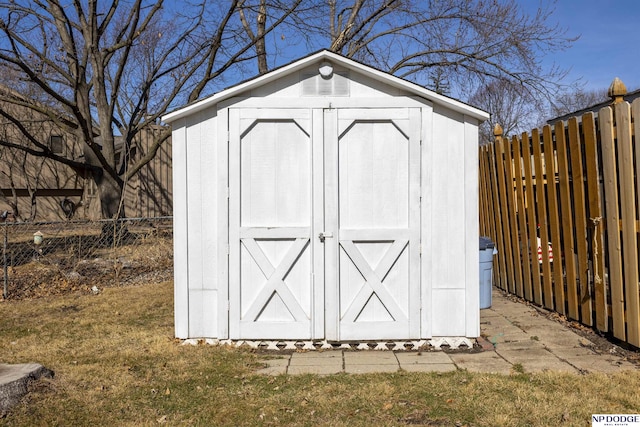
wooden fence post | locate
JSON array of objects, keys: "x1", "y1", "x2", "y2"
[
  {"x1": 492, "y1": 124, "x2": 511, "y2": 291},
  {"x1": 512, "y1": 134, "x2": 531, "y2": 299},
  {"x1": 611, "y1": 78, "x2": 640, "y2": 346},
  {"x1": 504, "y1": 134, "x2": 523, "y2": 295},
  {"x1": 532, "y1": 128, "x2": 551, "y2": 306},
  {"x1": 600, "y1": 104, "x2": 625, "y2": 340},
  {"x1": 582, "y1": 112, "x2": 606, "y2": 330},
  {"x1": 542, "y1": 125, "x2": 564, "y2": 314},
  {"x1": 521, "y1": 130, "x2": 540, "y2": 302}
]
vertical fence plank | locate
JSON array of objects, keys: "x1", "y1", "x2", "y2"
[
  {"x1": 483, "y1": 146, "x2": 499, "y2": 273},
  {"x1": 582, "y1": 112, "x2": 607, "y2": 331},
  {"x1": 532, "y1": 129, "x2": 552, "y2": 307},
  {"x1": 543, "y1": 125, "x2": 565, "y2": 314},
  {"x1": 555, "y1": 121, "x2": 579, "y2": 320},
  {"x1": 567, "y1": 117, "x2": 593, "y2": 326},
  {"x1": 486, "y1": 149, "x2": 499, "y2": 270},
  {"x1": 615, "y1": 101, "x2": 640, "y2": 346},
  {"x1": 521, "y1": 131, "x2": 539, "y2": 301},
  {"x1": 599, "y1": 106, "x2": 625, "y2": 340},
  {"x1": 513, "y1": 135, "x2": 532, "y2": 299},
  {"x1": 479, "y1": 147, "x2": 489, "y2": 236},
  {"x1": 489, "y1": 142, "x2": 507, "y2": 290},
  {"x1": 495, "y1": 137, "x2": 516, "y2": 292},
  {"x1": 630, "y1": 99, "x2": 640, "y2": 342},
  {"x1": 504, "y1": 137, "x2": 523, "y2": 295}
]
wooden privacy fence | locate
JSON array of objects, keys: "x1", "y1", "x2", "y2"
[{"x1": 479, "y1": 82, "x2": 640, "y2": 348}]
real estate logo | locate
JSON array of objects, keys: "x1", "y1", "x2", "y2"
[{"x1": 592, "y1": 414, "x2": 640, "y2": 427}]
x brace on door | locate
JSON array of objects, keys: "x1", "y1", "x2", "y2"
[
  {"x1": 241, "y1": 237, "x2": 310, "y2": 322},
  {"x1": 340, "y1": 239, "x2": 409, "y2": 323}
]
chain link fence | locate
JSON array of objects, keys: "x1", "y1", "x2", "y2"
[{"x1": 2, "y1": 217, "x2": 173, "y2": 300}]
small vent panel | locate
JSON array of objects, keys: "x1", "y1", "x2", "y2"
[{"x1": 301, "y1": 72, "x2": 350, "y2": 96}]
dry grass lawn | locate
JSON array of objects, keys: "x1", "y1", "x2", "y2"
[{"x1": 1, "y1": 281, "x2": 640, "y2": 426}]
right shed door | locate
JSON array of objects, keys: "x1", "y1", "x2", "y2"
[{"x1": 324, "y1": 108, "x2": 422, "y2": 341}]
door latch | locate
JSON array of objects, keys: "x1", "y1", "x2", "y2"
[{"x1": 318, "y1": 232, "x2": 333, "y2": 242}]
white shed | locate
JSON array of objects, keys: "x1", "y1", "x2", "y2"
[{"x1": 163, "y1": 50, "x2": 489, "y2": 345}]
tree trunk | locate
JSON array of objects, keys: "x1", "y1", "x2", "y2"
[
  {"x1": 83, "y1": 139, "x2": 125, "y2": 219},
  {"x1": 95, "y1": 171, "x2": 125, "y2": 219},
  {"x1": 256, "y1": 0, "x2": 268, "y2": 74}
]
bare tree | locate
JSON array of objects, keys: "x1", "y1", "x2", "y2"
[
  {"x1": 239, "y1": 0, "x2": 269, "y2": 74},
  {"x1": 469, "y1": 80, "x2": 542, "y2": 144},
  {"x1": 0, "y1": 0, "x2": 300, "y2": 219},
  {"x1": 283, "y1": 0, "x2": 575, "y2": 100},
  {"x1": 549, "y1": 88, "x2": 609, "y2": 118}
]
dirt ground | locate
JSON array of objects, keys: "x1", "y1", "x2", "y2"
[{"x1": 1, "y1": 237, "x2": 172, "y2": 301}]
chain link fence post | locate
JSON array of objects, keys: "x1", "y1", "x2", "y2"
[{"x1": 3, "y1": 222, "x2": 7, "y2": 299}]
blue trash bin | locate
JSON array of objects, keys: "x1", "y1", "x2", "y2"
[{"x1": 479, "y1": 237, "x2": 495, "y2": 309}]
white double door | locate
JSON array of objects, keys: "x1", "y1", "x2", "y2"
[{"x1": 229, "y1": 107, "x2": 421, "y2": 341}]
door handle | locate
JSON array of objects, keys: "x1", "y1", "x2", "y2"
[{"x1": 318, "y1": 232, "x2": 333, "y2": 242}]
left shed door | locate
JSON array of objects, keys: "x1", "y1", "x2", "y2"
[{"x1": 228, "y1": 108, "x2": 320, "y2": 339}]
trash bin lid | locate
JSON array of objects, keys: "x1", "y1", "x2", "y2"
[{"x1": 480, "y1": 236, "x2": 495, "y2": 250}]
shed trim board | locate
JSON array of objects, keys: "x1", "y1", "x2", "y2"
[{"x1": 166, "y1": 51, "x2": 486, "y2": 341}]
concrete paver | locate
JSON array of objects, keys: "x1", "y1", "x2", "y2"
[
  {"x1": 516, "y1": 359, "x2": 579, "y2": 374},
  {"x1": 449, "y1": 351, "x2": 513, "y2": 374},
  {"x1": 289, "y1": 364, "x2": 344, "y2": 375},
  {"x1": 492, "y1": 340, "x2": 544, "y2": 351},
  {"x1": 345, "y1": 364, "x2": 399, "y2": 374},
  {"x1": 395, "y1": 351, "x2": 452, "y2": 365},
  {"x1": 401, "y1": 363, "x2": 456, "y2": 373},
  {"x1": 496, "y1": 347, "x2": 554, "y2": 360},
  {"x1": 344, "y1": 351, "x2": 397, "y2": 365},
  {"x1": 562, "y1": 356, "x2": 636, "y2": 373},
  {"x1": 290, "y1": 353, "x2": 342, "y2": 366},
  {"x1": 545, "y1": 346, "x2": 599, "y2": 359}
]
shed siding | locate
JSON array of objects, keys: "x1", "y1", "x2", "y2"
[
  {"x1": 464, "y1": 116, "x2": 480, "y2": 337},
  {"x1": 429, "y1": 105, "x2": 475, "y2": 337},
  {"x1": 431, "y1": 105, "x2": 466, "y2": 290},
  {"x1": 172, "y1": 119, "x2": 189, "y2": 338},
  {"x1": 185, "y1": 108, "x2": 219, "y2": 338},
  {"x1": 420, "y1": 103, "x2": 435, "y2": 338}
]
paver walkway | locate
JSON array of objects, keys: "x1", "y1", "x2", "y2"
[{"x1": 257, "y1": 290, "x2": 637, "y2": 375}]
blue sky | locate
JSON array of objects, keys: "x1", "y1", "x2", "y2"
[{"x1": 529, "y1": 0, "x2": 640, "y2": 91}]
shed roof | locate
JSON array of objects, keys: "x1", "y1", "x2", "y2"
[{"x1": 162, "y1": 50, "x2": 489, "y2": 123}]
